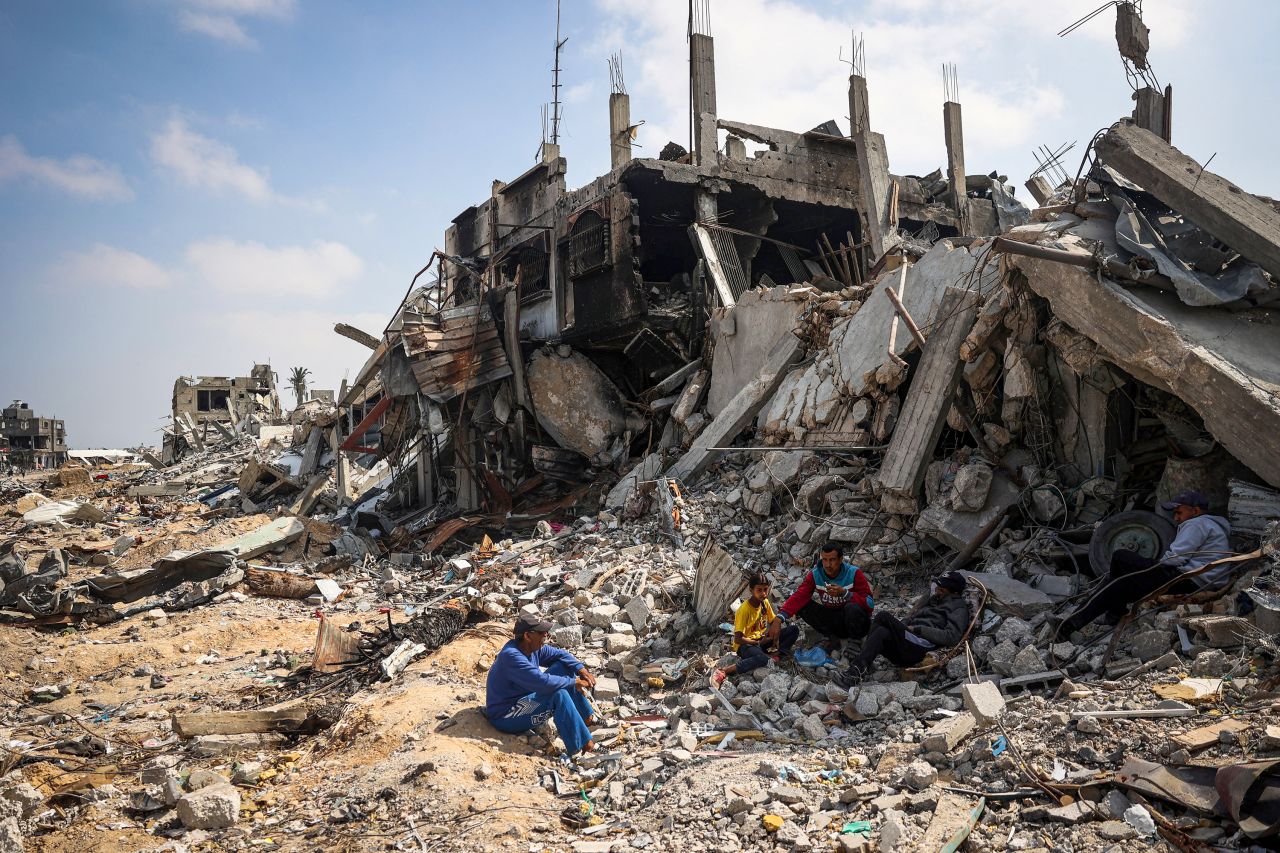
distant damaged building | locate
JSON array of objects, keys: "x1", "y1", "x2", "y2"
[
  {"x1": 0, "y1": 400, "x2": 68, "y2": 469},
  {"x1": 167, "y1": 364, "x2": 283, "y2": 462}
]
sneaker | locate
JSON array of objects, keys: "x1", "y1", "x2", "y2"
[{"x1": 711, "y1": 669, "x2": 727, "y2": 687}]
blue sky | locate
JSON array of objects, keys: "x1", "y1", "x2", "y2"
[{"x1": 2, "y1": 0, "x2": 1275, "y2": 449}]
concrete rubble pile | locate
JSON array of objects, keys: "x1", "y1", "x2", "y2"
[{"x1": 5, "y1": 4, "x2": 1280, "y2": 852}]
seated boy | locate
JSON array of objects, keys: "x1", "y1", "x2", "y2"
[{"x1": 713, "y1": 573, "x2": 799, "y2": 685}]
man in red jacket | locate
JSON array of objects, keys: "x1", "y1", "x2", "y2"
[{"x1": 778, "y1": 543, "x2": 874, "y2": 651}]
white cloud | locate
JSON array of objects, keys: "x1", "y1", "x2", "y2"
[
  {"x1": 176, "y1": 0, "x2": 295, "y2": 47},
  {"x1": 0, "y1": 135, "x2": 133, "y2": 201},
  {"x1": 590, "y1": 0, "x2": 1196, "y2": 178},
  {"x1": 208, "y1": 308, "x2": 389, "y2": 399},
  {"x1": 179, "y1": 12, "x2": 254, "y2": 47},
  {"x1": 151, "y1": 118, "x2": 321, "y2": 209},
  {"x1": 53, "y1": 244, "x2": 174, "y2": 289},
  {"x1": 185, "y1": 238, "x2": 363, "y2": 299}
]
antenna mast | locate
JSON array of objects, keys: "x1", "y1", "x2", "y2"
[{"x1": 550, "y1": 0, "x2": 567, "y2": 145}]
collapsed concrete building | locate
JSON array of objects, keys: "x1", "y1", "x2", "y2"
[
  {"x1": 0, "y1": 401, "x2": 68, "y2": 470},
  {"x1": 334, "y1": 23, "x2": 1032, "y2": 522},
  {"x1": 166, "y1": 365, "x2": 283, "y2": 463}
]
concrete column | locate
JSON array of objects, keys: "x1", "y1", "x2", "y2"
[
  {"x1": 943, "y1": 100, "x2": 967, "y2": 230},
  {"x1": 1132, "y1": 86, "x2": 1168, "y2": 141},
  {"x1": 690, "y1": 33, "x2": 718, "y2": 166},
  {"x1": 848, "y1": 75, "x2": 871, "y2": 135},
  {"x1": 609, "y1": 92, "x2": 632, "y2": 169},
  {"x1": 854, "y1": 131, "x2": 893, "y2": 261}
]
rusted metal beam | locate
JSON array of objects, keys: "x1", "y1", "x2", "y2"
[{"x1": 340, "y1": 396, "x2": 391, "y2": 453}]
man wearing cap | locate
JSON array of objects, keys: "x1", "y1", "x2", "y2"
[
  {"x1": 485, "y1": 613, "x2": 599, "y2": 757},
  {"x1": 1057, "y1": 490, "x2": 1233, "y2": 635},
  {"x1": 777, "y1": 543, "x2": 875, "y2": 652},
  {"x1": 835, "y1": 571, "x2": 970, "y2": 686}
]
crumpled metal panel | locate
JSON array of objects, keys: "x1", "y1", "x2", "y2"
[{"x1": 399, "y1": 304, "x2": 511, "y2": 403}]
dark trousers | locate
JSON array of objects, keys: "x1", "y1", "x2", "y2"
[
  {"x1": 736, "y1": 624, "x2": 800, "y2": 674},
  {"x1": 1062, "y1": 549, "x2": 1198, "y2": 633},
  {"x1": 797, "y1": 601, "x2": 870, "y2": 643},
  {"x1": 850, "y1": 615, "x2": 928, "y2": 675}
]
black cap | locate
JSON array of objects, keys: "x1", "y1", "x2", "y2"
[
  {"x1": 936, "y1": 571, "x2": 967, "y2": 593},
  {"x1": 514, "y1": 613, "x2": 553, "y2": 636},
  {"x1": 1161, "y1": 490, "x2": 1209, "y2": 511}
]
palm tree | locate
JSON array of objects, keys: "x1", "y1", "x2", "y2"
[{"x1": 287, "y1": 367, "x2": 311, "y2": 409}]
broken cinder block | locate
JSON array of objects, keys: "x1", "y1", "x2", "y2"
[
  {"x1": 960, "y1": 680, "x2": 1005, "y2": 727},
  {"x1": 922, "y1": 711, "x2": 977, "y2": 753}
]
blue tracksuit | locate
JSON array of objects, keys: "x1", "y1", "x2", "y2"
[{"x1": 485, "y1": 640, "x2": 594, "y2": 756}]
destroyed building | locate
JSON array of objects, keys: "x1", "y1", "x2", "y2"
[
  {"x1": 0, "y1": 401, "x2": 68, "y2": 470},
  {"x1": 166, "y1": 364, "x2": 284, "y2": 463},
  {"x1": 5, "y1": 5, "x2": 1280, "y2": 853},
  {"x1": 335, "y1": 25, "x2": 1030, "y2": 521}
]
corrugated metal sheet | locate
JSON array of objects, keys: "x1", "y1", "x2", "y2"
[{"x1": 399, "y1": 304, "x2": 512, "y2": 403}]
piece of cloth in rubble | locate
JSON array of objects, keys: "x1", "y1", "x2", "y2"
[
  {"x1": 901, "y1": 590, "x2": 970, "y2": 649},
  {"x1": 485, "y1": 640, "x2": 585, "y2": 719},
  {"x1": 487, "y1": 658, "x2": 595, "y2": 757},
  {"x1": 1111, "y1": 190, "x2": 1268, "y2": 306},
  {"x1": 1161, "y1": 513, "x2": 1233, "y2": 587},
  {"x1": 780, "y1": 562, "x2": 873, "y2": 616},
  {"x1": 732, "y1": 597, "x2": 776, "y2": 652}
]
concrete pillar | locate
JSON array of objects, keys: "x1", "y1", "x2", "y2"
[
  {"x1": 854, "y1": 131, "x2": 893, "y2": 261},
  {"x1": 690, "y1": 33, "x2": 718, "y2": 166},
  {"x1": 609, "y1": 92, "x2": 632, "y2": 169},
  {"x1": 725, "y1": 135, "x2": 746, "y2": 160},
  {"x1": 848, "y1": 75, "x2": 871, "y2": 135},
  {"x1": 943, "y1": 100, "x2": 967, "y2": 230},
  {"x1": 1133, "y1": 86, "x2": 1169, "y2": 142}
]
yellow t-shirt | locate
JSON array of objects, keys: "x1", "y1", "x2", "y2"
[{"x1": 733, "y1": 598, "x2": 776, "y2": 652}]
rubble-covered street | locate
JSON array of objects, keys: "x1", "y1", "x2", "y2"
[{"x1": 4, "y1": 3, "x2": 1280, "y2": 852}]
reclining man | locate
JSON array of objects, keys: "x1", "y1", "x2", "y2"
[
  {"x1": 778, "y1": 543, "x2": 874, "y2": 652},
  {"x1": 835, "y1": 570, "x2": 970, "y2": 687},
  {"x1": 1057, "y1": 490, "x2": 1232, "y2": 636},
  {"x1": 485, "y1": 613, "x2": 599, "y2": 758}
]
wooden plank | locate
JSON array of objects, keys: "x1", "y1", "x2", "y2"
[
  {"x1": 665, "y1": 331, "x2": 803, "y2": 484},
  {"x1": 245, "y1": 567, "x2": 316, "y2": 599},
  {"x1": 1095, "y1": 122, "x2": 1280, "y2": 281},
  {"x1": 1070, "y1": 707, "x2": 1196, "y2": 719},
  {"x1": 172, "y1": 707, "x2": 309, "y2": 738},
  {"x1": 1229, "y1": 479, "x2": 1280, "y2": 538},
  {"x1": 1171, "y1": 719, "x2": 1250, "y2": 752},
  {"x1": 876, "y1": 288, "x2": 980, "y2": 502}
]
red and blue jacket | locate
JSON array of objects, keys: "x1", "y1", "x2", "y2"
[{"x1": 780, "y1": 562, "x2": 874, "y2": 616}]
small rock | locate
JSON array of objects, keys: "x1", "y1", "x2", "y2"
[
  {"x1": 176, "y1": 782, "x2": 241, "y2": 829},
  {"x1": 1098, "y1": 820, "x2": 1138, "y2": 840},
  {"x1": 899, "y1": 760, "x2": 936, "y2": 792},
  {"x1": 186, "y1": 769, "x2": 228, "y2": 791},
  {"x1": 1123, "y1": 804, "x2": 1156, "y2": 836},
  {"x1": 1076, "y1": 716, "x2": 1101, "y2": 735},
  {"x1": 475, "y1": 761, "x2": 494, "y2": 781}
]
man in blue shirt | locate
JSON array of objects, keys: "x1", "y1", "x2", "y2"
[
  {"x1": 485, "y1": 613, "x2": 599, "y2": 757},
  {"x1": 1057, "y1": 490, "x2": 1233, "y2": 635}
]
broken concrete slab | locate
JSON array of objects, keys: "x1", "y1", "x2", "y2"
[
  {"x1": 707, "y1": 287, "x2": 807, "y2": 417},
  {"x1": 527, "y1": 348, "x2": 639, "y2": 459},
  {"x1": 1095, "y1": 122, "x2": 1280, "y2": 283},
  {"x1": 1010, "y1": 256, "x2": 1280, "y2": 489},
  {"x1": 876, "y1": 287, "x2": 980, "y2": 508},
  {"x1": 961, "y1": 680, "x2": 1006, "y2": 727},
  {"x1": 604, "y1": 453, "x2": 663, "y2": 510},
  {"x1": 666, "y1": 330, "x2": 803, "y2": 484},
  {"x1": 916, "y1": 472, "x2": 1020, "y2": 551},
  {"x1": 829, "y1": 240, "x2": 1000, "y2": 398},
  {"x1": 922, "y1": 711, "x2": 976, "y2": 752},
  {"x1": 958, "y1": 571, "x2": 1054, "y2": 618}
]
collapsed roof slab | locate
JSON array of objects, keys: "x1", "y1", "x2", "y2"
[{"x1": 1010, "y1": 255, "x2": 1280, "y2": 489}]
